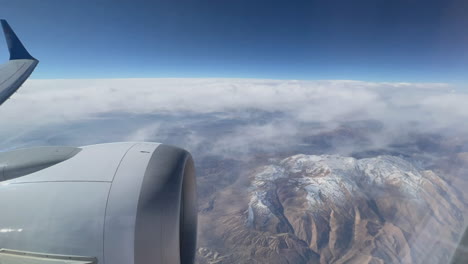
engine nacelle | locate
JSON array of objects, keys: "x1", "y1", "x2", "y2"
[{"x1": 0, "y1": 142, "x2": 197, "y2": 264}]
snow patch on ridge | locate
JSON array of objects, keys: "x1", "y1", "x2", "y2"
[{"x1": 248, "y1": 154, "x2": 426, "y2": 218}]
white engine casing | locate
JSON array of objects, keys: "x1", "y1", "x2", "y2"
[{"x1": 0, "y1": 142, "x2": 197, "y2": 264}]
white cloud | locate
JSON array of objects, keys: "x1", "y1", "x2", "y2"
[
  {"x1": 0, "y1": 78, "x2": 454, "y2": 118},
  {"x1": 0, "y1": 78, "x2": 465, "y2": 153},
  {"x1": 125, "y1": 123, "x2": 162, "y2": 142}
]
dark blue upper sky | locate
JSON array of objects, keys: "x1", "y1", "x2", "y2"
[{"x1": 1, "y1": 0, "x2": 467, "y2": 82}]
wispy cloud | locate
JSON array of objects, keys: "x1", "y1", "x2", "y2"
[{"x1": 0, "y1": 78, "x2": 464, "y2": 156}]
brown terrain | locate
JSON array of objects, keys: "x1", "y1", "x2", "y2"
[{"x1": 196, "y1": 153, "x2": 468, "y2": 264}]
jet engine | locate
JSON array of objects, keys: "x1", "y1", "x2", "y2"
[{"x1": 0, "y1": 142, "x2": 197, "y2": 264}]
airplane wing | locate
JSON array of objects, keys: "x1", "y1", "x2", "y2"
[
  {"x1": 0, "y1": 20, "x2": 198, "y2": 264},
  {"x1": 0, "y1": 19, "x2": 38, "y2": 106}
]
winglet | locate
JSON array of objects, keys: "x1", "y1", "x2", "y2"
[{"x1": 1, "y1": 19, "x2": 36, "y2": 61}]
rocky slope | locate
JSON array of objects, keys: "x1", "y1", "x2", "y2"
[{"x1": 197, "y1": 154, "x2": 465, "y2": 264}]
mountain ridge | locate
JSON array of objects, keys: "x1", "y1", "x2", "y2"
[{"x1": 197, "y1": 154, "x2": 465, "y2": 264}]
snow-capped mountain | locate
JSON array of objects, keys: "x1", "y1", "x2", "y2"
[{"x1": 199, "y1": 154, "x2": 466, "y2": 264}]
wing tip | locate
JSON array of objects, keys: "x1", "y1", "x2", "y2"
[{"x1": 1, "y1": 19, "x2": 37, "y2": 61}]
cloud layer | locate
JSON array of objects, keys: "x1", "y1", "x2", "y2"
[{"x1": 0, "y1": 78, "x2": 465, "y2": 156}]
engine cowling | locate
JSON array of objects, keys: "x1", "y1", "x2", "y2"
[{"x1": 0, "y1": 142, "x2": 197, "y2": 264}]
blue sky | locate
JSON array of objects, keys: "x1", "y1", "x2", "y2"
[{"x1": 0, "y1": 0, "x2": 467, "y2": 82}]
